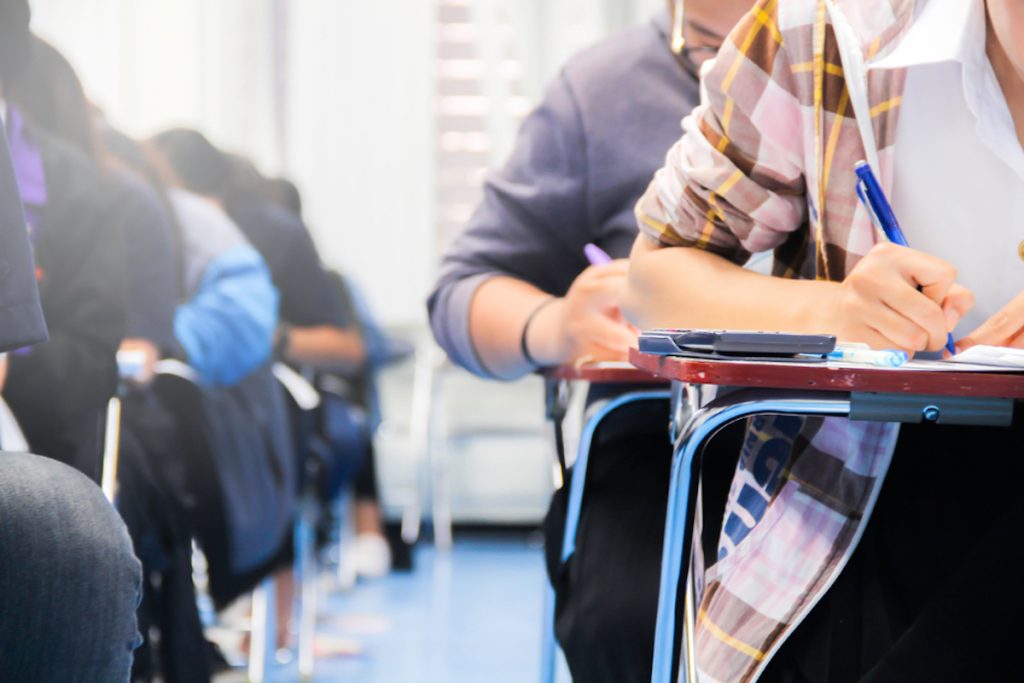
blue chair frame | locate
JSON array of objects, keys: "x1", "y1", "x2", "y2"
[{"x1": 540, "y1": 378, "x2": 672, "y2": 683}]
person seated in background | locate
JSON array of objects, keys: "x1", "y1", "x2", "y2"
[
  {"x1": 151, "y1": 130, "x2": 366, "y2": 376},
  {"x1": 12, "y1": 36, "x2": 180, "y2": 384},
  {"x1": 427, "y1": 1, "x2": 752, "y2": 680},
  {"x1": 0, "y1": 4, "x2": 141, "y2": 681},
  {"x1": 6, "y1": 28, "x2": 283, "y2": 681},
  {"x1": 0, "y1": 21, "x2": 128, "y2": 482},
  {"x1": 113, "y1": 136, "x2": 281, "y2": 683},
  {"x1": 263, "y1": 174, "x2": 400, "y2": 579},
  {"x1": 151, "y1": 129, "x2": 395, "y2": 577},
  {"x1": 626, "y1": 0, "x2": 1023, "y2": 679},
  {"x1": 152, "y1": 129, "x2": 395, "y2": 654}
]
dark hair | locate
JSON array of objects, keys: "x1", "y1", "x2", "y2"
[
  {"x1": 9, "y1": 36, "x2": 101, "y2": 160},
  {"x1": 149, "y1": 128, "x2": 232, "y2": 198},
  {"x1": 222, "y1": 152, "x2": 266, "y2": 200},
  {"x1": 0, "y1": 0, "x2": 32, "y2": 89},
  {"x1": 265, "y1": 177, "x2": 303, "y2": 217}
]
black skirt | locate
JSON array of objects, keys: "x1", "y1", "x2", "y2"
[{"x1": 760, "y1": 407, "x2": 1024, "y2": 683}]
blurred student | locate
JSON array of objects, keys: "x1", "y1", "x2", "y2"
[
  {"x1": 8, "y1": 31, "x2": 284, "y2": 680},
  {"x1": 118, "y1": 138, "x2": 280, "y2": 683},
  {"x1": 627, "y1": 0, "x2": 1023, "y2": 679},
  {"x1": 263, "y1": 174, "x2": 399, "y2": 578},
  {"x1": 151, "y1": 130, "x2": 393, "y2": 576},
  {"x1": 0, "y1": 4, "x2": 141, "y2": 681},
  {"x1": 427, "y1": 2, "x2": 752, "y2": 680},
  {"x1": 152, "y1": 131, "x2": 390, "y2": 651},
  {"x1": 151, "y1": 131, "x2": 365, "y2": 375},
  {"x1": 1, "y1": 32, "x2": 128, "y2": 481},
  {"x1": 11, "y1": 36, "x2": 179, "y2": 383}
]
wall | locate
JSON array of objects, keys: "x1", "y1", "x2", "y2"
[{"x1": 30, "y1": 0, "x2": 661, "y2": 328}]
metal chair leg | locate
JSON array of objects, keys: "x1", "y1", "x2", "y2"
[
  {"x1": 428, "y1": 364, "x2": 453, "y2": 551},
  {"x1": 295, "y1": 496, "x2": 318, "y2": 680},
  {"x1": 539, "y1": 579, "x2": 558, "y2": 683},
  {"x1": 248, "y1": 577, "x2": 278, "y2": 683},
  {"x1": 402, "y1": 343, "x2": 438, "y2": 545},
  {"x1": 101, "y1": 395, "x2": 123, "y2": 503}
]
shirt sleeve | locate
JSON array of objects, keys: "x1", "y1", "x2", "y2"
[
  {"x1": 634, "y1": 0, "x2": 808, "y2": 264},
  {"x1": 0, "y1": 125, "x2": 47, "y2": 351},
  {"x1": 427, "y1": 71, "x2": 590, "y2": 377}
]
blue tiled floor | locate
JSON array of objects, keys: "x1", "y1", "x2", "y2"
[{"x1": 300, "y1": 534, "x2": 550, "y2": 683}]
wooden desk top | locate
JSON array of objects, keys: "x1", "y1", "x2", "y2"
[
  {"x1": 630, "y1": 349, "x2": 1024, "y2": 399},
  {"x1": 543, "y1": 362, "x2": 665, "y2": 385}
]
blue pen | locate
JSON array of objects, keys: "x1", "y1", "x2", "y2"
[
  {"x1": 584, "y1": 243, "x2": 613, "y2": 266},
  {"x1": 854, "y1": 161, "x2": 956, "y2": 355}
]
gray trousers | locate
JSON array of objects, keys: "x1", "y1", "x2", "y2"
[{"x1": 0, "y1": 452, "x2": 141, "y2": 682}]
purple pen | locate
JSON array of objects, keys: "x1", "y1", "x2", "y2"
[{"x1": 584, "y1": 242, "x2": 613, "y2": 266}]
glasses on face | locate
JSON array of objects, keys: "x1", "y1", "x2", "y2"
[{"x1": 671, "y1": 0, "x2": 728, "y2": 68}]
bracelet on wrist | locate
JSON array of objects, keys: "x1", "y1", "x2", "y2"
[
  {"x1": 275, "y1": 324, "x2": 292, "y2": 357},
  {"x1": 519, "y1": 297, "x2": 558, "y2": 368}
]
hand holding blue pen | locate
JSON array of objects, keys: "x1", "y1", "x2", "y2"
[{"x1": 854, "y1": 161, "x2": 957, "y2": 355}]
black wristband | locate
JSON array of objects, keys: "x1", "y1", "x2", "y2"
[
  {"x1": 275, "y1": 323, "x2": 292, "y2": 358},
  {"x1": 520, "y1": 297, "x2": 557, "y2": 368}
]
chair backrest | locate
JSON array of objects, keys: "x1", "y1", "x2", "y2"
[{"x1": 152, "y1": 361, "x2": 298, "y2": 608}]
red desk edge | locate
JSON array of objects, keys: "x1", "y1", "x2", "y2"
[
  {"x1": 543, "y1": 363, "x2": 667, "y2": 384},
  {"x1": 629, "y1": 348, "x2": 1024, "y2": 399}
]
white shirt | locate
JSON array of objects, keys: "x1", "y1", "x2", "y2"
[{"x1": 870, "y1": 0, "x2": 1024, "y2": 336}]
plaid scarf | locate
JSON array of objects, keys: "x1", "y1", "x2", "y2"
[{"x1": 636, "y1": 1, "x2": 919, "y2": 679}]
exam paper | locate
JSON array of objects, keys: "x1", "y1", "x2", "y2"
[
  {"x1": 949, "y1": 345, "x2": 1024, "y2": 369},
  {"x1": 899, "y1": 345, "x2": 1024, "y2": 372}
]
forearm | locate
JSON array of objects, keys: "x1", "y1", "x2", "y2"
[
  {"x1": 283, "y1": 325, "x2": 366, "y2": 373},
  {"x1": 624, "y1": 235, "x2": 840, "y2": 333},
  {"x1": 468, "y1": 276, "x2": 568, "y2": 380}
]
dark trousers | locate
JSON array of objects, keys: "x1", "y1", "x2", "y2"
[
  {"x1": 543, "y1": 398, "x2": 743, "y2": 683},
  {"x1": 0, "y1": 452, "x2": 142, "y2": 683},
  {"x1": 761, "y1": 411, "x2": 1024, "y2": 682},
  {"x1": 117, "y1": 392, "x2": 212, "y2": 683}
]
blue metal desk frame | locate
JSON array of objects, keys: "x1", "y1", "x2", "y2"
[{"x1": 650, "y1": 381, "x2": 1017, "y2": 683}]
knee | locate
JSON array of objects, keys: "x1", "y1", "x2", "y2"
[{"x1": 0, "y1": 452, "x2": 142, "y2": 603}]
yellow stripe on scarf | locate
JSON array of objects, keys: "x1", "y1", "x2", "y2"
[
  {"x1": 722, "y1": 0, "x2": 781, "y2": 93},
  {"x1": 698, "y1": 608, "x2": 767, "y2": 661}
]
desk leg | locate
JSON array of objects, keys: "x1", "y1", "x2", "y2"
[{"x1": 652, "y1": 390, "x2": 851, "y2": 683}]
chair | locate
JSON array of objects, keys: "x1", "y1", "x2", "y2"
[
  {"x1": 540, "y1": 368, "x2": 671, "y2": 683},
  {"x1": 154, "y1": 359, "x2": 300, "y2": 683}
]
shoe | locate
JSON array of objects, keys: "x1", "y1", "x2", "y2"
[{"x1": 351, "y1": 533, "x2": 392, "y2": 579}]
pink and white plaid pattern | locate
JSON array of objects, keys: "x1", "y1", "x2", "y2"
[{"x1": 636, "y1": 0, "x2": 918, "y2": 679}]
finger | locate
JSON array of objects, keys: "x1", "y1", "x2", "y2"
[
  {"x1": 893, "y1": 246, "x2": 958, "y2": 305},
  {"x1": 580, "y1": 275, "x2": 630, "y2": 309},
  {"x1": 857, "y1": 324, "x2": 909, "y2": 353},
  {"x1": 879, "y1": 281, "x2": 948, "y2": 350},
  {"x1": 583, "y1": 260, "x2": 630, "y2": 278},
  {"x1": 958, "y1": 291, "x2": 1024, "y2": 349},
  {"x1": 587, "y1": 317, "x2": 640, "y2": 352},
  {"x1": 941, "y1": 284, "x2": 975, "y2": 333},
  {"x1": 864, "y1": 302, "x2": 931, "y2": 351},
  {"x1": 1008, "y1": 326, "x2": 1024, "y2": 349}
]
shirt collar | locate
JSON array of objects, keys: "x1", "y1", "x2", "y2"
[{"x1": 869, "y1": 0, "x2": 983, "y2": 71}]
